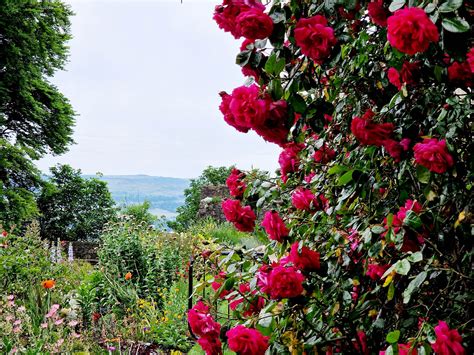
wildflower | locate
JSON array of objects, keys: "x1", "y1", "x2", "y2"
[
  {"x1": 125, "y1": 272, "x2": 132, "y2": 280},
  {"x1": 41, "y1": 279, "x2": 56, "y2": 289}
]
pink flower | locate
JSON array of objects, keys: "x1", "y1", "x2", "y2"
[
  {"x1": 267, "y1": 264, "x2": 305, "y2": 299},
  {"x1": 292, "y1": 188, "x2": 329, "y2": 212},
  {"x1": 54, "y1": 319, "x2": 64, "y2": 326},
  {"x1": 219, "y1": 92, "x2": 250, "y2": 133},
  {"x1": 388, "y1": 67, "x2": 402, "y2": 89},
  {"x1": 351, "y1": 111, "x2": 394, "y2": 146},
  {"x1": 413, "y1": 138, "x2": 454, "y2": 174},
  {"x1": 40, "y1": 322, "x2": 48, "y2": 329},
  {"x1": 13, "y1": 319, "x2": 21, "y2": 326},
  {"x1": 261, "y1": 211, "x2": 289, "y2": 242},
  {"x1": 187, "y1": 301, "x2": 221, "y2": 338},
  {"x1": 13, "y1": 327, "x2": 21, "y2": 334},
  {"x1": 226, "y1": 168, "x2": 246, "y2": 198},
  {"x1": 68, "y1": 320, "x2": 79, "y2": 327},
  {"x1": 368, "y1": 0, "x2": 389, "y2": 27},
  {"x1": 313, "y1": 144, "x2": 336, "y2": 164},
  {"x1": 366, "y1": 263, "x2": 390, "y2": 280},
  {"x1": 380, "y1": 343, "x2": 418, "y2": 355},
  {"x1": 253, "y1": 99, "x2": 290, "y2": 146},
  {"x1": 229, "y1": 84, "x2": 268, "y2": 129},
  {"x1": 213, "y1": 0, "x2": 264, "y2": 39},
  {"x1": 431, "y1": 321, "x2": 465, "y2": 355},
  {"x1": 279, "y1": 143, "x2": 304, "y2": 182},
  {"x1": 288, "y1": 242, "x2": 321, "y2": 272},
  {"x1": 46, "y1": 304, "x2": 60, "y2": 318},
  {"x1": 387, "y1": 8, "x2": 439, "y2": 55},
  {"x1": 227, "y1": 325, "x2": 269, "y2": 355},
  {"x1": 222, "y1": 199, "x2": 256, "y2": 232},
  {"x1": 294, "y1": 15, "x2": 337, "y2": 64},
  {"x1": 256, "y1": 264, "x2": 272, "y2": 294},
  {"x1": 235, "y1": 8, "x2": 273, "y2": 40},
  {"x1": 197, "y1": 336, "x2": 223, "y2": 355}
]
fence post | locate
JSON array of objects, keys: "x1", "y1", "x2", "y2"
[{"x1": 187, "y1": 254, "x2": 196, "y2": 338}]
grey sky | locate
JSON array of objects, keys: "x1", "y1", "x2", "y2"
[{"x1": 37, "y1": 0, "x2": 280, "y2": 179}]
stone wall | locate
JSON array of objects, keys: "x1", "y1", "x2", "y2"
[{"x1": 197, "y1": 185, "x2": 229, "y2": 223}]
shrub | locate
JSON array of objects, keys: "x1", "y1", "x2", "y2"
[{"x1": 190, "y1": 0, "x2": 473, "y2": 354}]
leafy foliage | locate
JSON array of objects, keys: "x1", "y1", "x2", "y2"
[{"x1": 38, "y1": 165, "x2": 116, "y2": 241}]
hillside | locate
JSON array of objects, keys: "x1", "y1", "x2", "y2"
[{"x1": 88, "y1": 175, "x2": 190, "y2": 218}]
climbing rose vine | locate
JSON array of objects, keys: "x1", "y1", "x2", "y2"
[{"x1": 189, "y1": 0, "x2": 472, "y2": 353}]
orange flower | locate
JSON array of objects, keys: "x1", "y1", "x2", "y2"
[
  {"x1": 125, "y1": 272, "x2": 132, "y2": 280},
  {"x1": 41, "y1": 279, "x2": 55, "y2": 289}
]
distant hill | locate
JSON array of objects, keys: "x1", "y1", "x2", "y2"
[{"x1": 86, "y1": 175, "x2": 190, "y2": 218}]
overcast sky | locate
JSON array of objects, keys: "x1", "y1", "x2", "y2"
[{"x1": 37, "y1": 0, "x2": 280, "y2": 179}]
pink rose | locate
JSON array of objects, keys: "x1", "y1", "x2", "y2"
[
  {"x1": 431, "y1": 321, "x2": 465, "y2": 355},
  {"x1": 261, "y1": 211, "x2": 289, "y2": 242},
  {"x1": 229, "y1": 84, "x2": 268, "y2": 129},
  {"x1": 413, "y1": 138, "x2": 454, "y2": 174},
  {"x1": 313, "y1": 144, "x2": 336, "y2": 164},
  {"x1": 368, "y1": 1, "x2": 389, "y2": 27},
  {"x1": 213, "y1": 0, "x2": 264, "y2": 39},
  {"x1": 292, "y1": 188, "x2": 328, "y2": 211},
  {"x1": 222, "y1": 199, "x2": 256, "y2": 232},
  {"x1": 219, "y1": 92, "x2": 250, "y2": 133},
  {"x1": 366, "y1": 263, "x2": 390, "y2": 280},
  {"x1": 198, "y1": 336, "x2": 223, "y2": 355},
  {"x1": 294, "y1": 15, "x2": 337, "y2": 64},
  {"x1": 351, "y1": 111, "x2": 394, "y2": 147},
  {"x1": 278, "y1": 143, "x2": 304, "y2": 182},
  {"x1": 227, "y1": 325, "x2": 269, "y2": 355},
  {"x1": 267, "y1": 264, "x2": 305, "y2": 299},
  {"x1": 226, "y1": 168, "x2": 246, "y2": 198},
  {"x1": 235, "y1": 8, "x2": 273, "y2": 40},
  {"x1": 288, "y1": 242, "x2": 321, "y2": 272},
  {"x1": 387, "y1": 8, "x2": 439, "y2": 55},
  {"x1": 187, "y1": 301, "x2": 221, "y2": 338}
]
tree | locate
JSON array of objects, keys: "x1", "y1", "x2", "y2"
[
  {"x1": 37, "y1": 165, "x2": 116, "y2": 241},
  {"x1": 190, "y1": 1, "x2": 473, "y2": 354},
  {"x1": 0, "y1": 0, "x2": 75, "y2": 226},
  {"x1": 120, "y1": 200, "x2": 157, "y2": 226},
  {"x1": 168, "y1": 166, "x2": 233, "y2": 232}
]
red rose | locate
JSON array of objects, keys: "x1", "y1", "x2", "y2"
[
  {"x1": 236, "y1": 8, "x2": 273, "y2": 40},
  {"x1": 313, "y1": 144, "x2": 336, "y2": 164},
  {"x1": 351, "y1": 112, "x2": 394, "y2": 146},
  {"x1": 292, "y1": 188, "x2": 328, "y2": 211},
  {"x1": 289, "y1": 242, "x2": 321, "y2": 271},
  {"x1": 267, "y1": 264, "x2": 305, "y2": 299},
  {"x1": 413, "y1": 138, "x2": 454, "y2": 174},
  {"x1": 261, "y1": 211, "x2": 289, "y2": 242},
  {"x1": 368, "y1": 1, "x2": 389, "y2": 27},
  {"x1": 240, "y1": 38, "x2": 254, "y2": 51},
  {"x1": 219, "y1": 92, "x2": 250, "y2": 133},
  {"x1": 256, "y1": 264, "x2": 272, "y2": 294},
  {"x1": 213, "y1": 0, "x2": 264, "y2": 39},
  {"x1": 467, "y1": 47, "x2": 474, "y2": 73},
  {"x1": 226, "y1": 168, "x2": 246, "y2": 198},
  {"x1": 383, "y1": 138, "x2": 409, "y2": 162},
  {"x1": 366, "y1": 263, "x2": 389, "y2": 280},
  {"x1": 278, "y1": 143, "x2": 304, "y2": 182},
  {"x1": 380, "y1": 343, "x2": 418, "y2": 355},
  {"x1": 197, "y1": 336, "x2": 223, "y2": 355},
  {"x1": 227, "y1": 325, "x2": 269, "y2": 355},
  {"x1": 400, "y1": 61, "x2": 421, "y2": 85},
  {"x1": 253, "y1": 99, "x2": 289, "y2": 146},
  {"x1": 229, "y1": 283, "x2": 265, "y2": 317},
  {"x1": 241, "y1": 65, "x2": 259, "y2": 80},
  {"x1": 387, "y1": 8, "x2": 439, "y2": 55},
  {"x1": 448, "y1": 61, "x2": 473, "y2": 86},
  {"x1": 229, "y1": 84, "x2": 268, "y2": 129},
  {"x1": 222, "y1": 199, "x2": 256, "y2": 232},
  {"x1": 388, "y1": 67, "x2": 402, "y2": 89},
  {"x1": 188, "y1": 301, "x2": 221, "y2": 338},
  {"x1": 431, "y1": 321, "x2": 465, "y2": 355},
  {"x1": 294, "y1": 15, "x2": 337, "y2": 64}
]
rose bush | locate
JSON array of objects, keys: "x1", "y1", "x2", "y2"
[{"x1": 189, "y1": 0, "x2": 472, "y2": 353}]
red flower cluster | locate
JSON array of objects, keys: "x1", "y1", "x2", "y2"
[
  {"x1": 387, "y1": 8, "x2": 439, "y2": 55},
  {"x1": 413, "y1": 138, "x2": 454, "y2": 174},
  {"x1": 294, "y1": 15, "x2": 337, "y2": 64},
  {"x1": 368, "y1": 0, "x2": 389, "y2": 27},
  {"x1": 229, "y1": 283, "x2": 265, "y2": 317},
  {"x1": 226, "y1": 168, "x2": 246, "y2": 198},
  {"x1": 388, "y1": 61, "x2": 421, "y2": 90},
  {"x1": 227, "y1": 325, "x2": 269, "y2": 355},
  {"x1": 219, "y1": 85, "x2": 290, "y2": 146},
  {"x1": 279, "y1": 143, "x2": 304, "y2": 182},
  {"x1": 188, "y1": 301, "x2": 223, "y2": 355},
  {"x1": 448, "y1": 61, "x2": 473, "y2": 86},
  {"x1": 431, "y1": 321, "x2": 465, "y2": 355},
  {"x1": 292, "y1": 188, "x2": 329, "y2": 212},
  {"x1": 213, "y1": 0, "x2": 272, "y2": 40},
  {"x1": 222, "y1": 199, "x2": 256, "y2": 232},
  {"x1": 261, "y1": 210, "x2": 289, "y2": 242},
  {"x1": 289, "y1": 242, "x2": 320, "y2": 272}
]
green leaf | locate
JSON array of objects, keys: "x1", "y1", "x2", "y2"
[
  {"x1": 416, "y1": 165, "x2": 431, "y2": 184},
  {"x1": 438, "y1": 0, "x2": 463, "y2": 13},
  {"x1": 385, "y1": 345, "x2": 395, "y2": 355},
  {"x1": 389, "y1": 0, "x2": 406, "y2": 12},
  {"x1": 395, "y1": 259, "x2": 411, "y2": 275},
  {"x1": 386, "y1": 330, "x2": 400, "y2": 344},
  {"x1": 442, "y1": 17, "x2": 470, "y2": 33},
  {"x1": 371, "y1": 225, "x2": 386, "y2": 234},
  {"x1": 403, "y1": 271, "x2": 427, "y2": 304},
  {"x1": 328, "y1": 165, "x2": 349, "y2": 175},
  {"x1": 236, "y1": 50, "x2": 252, "y2": 66},
  {"x1": 424, "y1": 3, "x2": 437, "y2": 13},
  {"x1": 387, "y1": 281, "x2": 395, "y2": 301},
  {"x1": 337, "y1": 170, "x2": 354, "y2": 186},
  {"x1": 264, "y1": 53, "x2": 277, "y2": 74},
  {"x1": 407, "y1": 251, "x2": 423, "y2": 263},
  {"x1": 403, "y1": 210, "x2": 422, "y2": 229}
]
